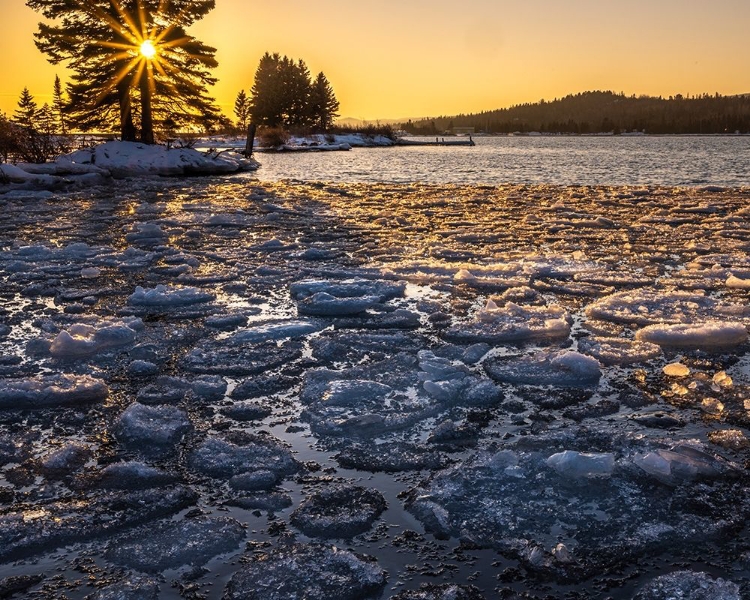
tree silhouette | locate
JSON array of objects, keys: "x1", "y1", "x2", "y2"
[
  {"x1": 27, "y1": 0, "x2": 219, "y2": 143},
  {"x1": 309, "y1": 72, "x2": 340, "y2": 131},
  {"x1": 14, "y1": 88, "x2": 38, "y2": 129},
  {"x1": 52, "y1": 75, "x2": 68, "y2": 135},
  {"x1": 248, "y1": 53, "x2": 339, "y2": 131},
  {"x1": 234, "y1": 89, "x2": 250, "y2": 131}
]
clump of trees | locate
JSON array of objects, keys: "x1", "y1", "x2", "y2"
[
  {"x1": 235, "y1": 52, "x2": 340, "y2": 132},
  {"x1": 26, "y1": 0, "x2": 221, "y2": 143},
  {"x1": 0, "y1": 83, "x2": 71, "y2": 164},
  {"x1": 402, "y1": 91, "x2": 750, "y2": 135}
]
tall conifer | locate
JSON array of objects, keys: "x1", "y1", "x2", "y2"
[{"x1": 27, "y1": 0, "x2": 219, "y2": 143}]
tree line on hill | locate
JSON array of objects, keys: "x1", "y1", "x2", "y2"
[
  {"x1": 233, "y1": 52, "x2": 340, "y2": 133},
  {"x1": 401, "y1": 91, "x2": 750, "y2": 135}
]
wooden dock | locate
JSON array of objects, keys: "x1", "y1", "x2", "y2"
[{"x1": 396, "y1": 136, "x2": 475, "y2": 147}]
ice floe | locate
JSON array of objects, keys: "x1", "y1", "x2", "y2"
[{"x1": 635, "y1": 321, "x2": 748, "y2": 348}]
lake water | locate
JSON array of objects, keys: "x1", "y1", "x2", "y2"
[{"x1": 248, "y1": 135, "x2": 750, "y2": 187}]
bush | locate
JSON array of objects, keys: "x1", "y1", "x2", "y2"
[{"x1": 257, "y1": 126, "x2": 289, "y2": 148}]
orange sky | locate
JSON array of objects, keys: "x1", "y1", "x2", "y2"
[{"x1": 1, "y1": 0, "x2": 749, "y2": 121}]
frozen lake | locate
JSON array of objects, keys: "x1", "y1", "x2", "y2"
[
  {"x1": 0, "y1": 176, "x2": 749, "y2": 599},
  {"x1": 248, "y1": 135, "x2": 750, "y2": 187}
]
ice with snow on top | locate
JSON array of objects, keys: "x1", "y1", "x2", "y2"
[
  {"x1": 290, "y1": 279, "x2": 406, "y2": 301},
  {"x1": 229, "y1": 320, "x2": 325, "y2": 344},
  {"x1": 633, "y1": 570, "x2": 740, "y2": 600},
  {"x1": 484, "y1": 350, "x2": 602, "y2": 387},
  {"x1": 444, "y1": 300, "x2": 570, "y2": 343},
  {"x1": 49, "y1": 317, "x2": 143, "y2": 359},
  {"x1": 0, "y1": 374, "x2": 108, "y2": 409},
  {"x1": 586, "y1": 289, "x2": 750, "y2": 326},
  {"x1": 128, "y1": 284, "x2": 215, "y2": 306},
  {"x1": 635, "y1": 321, "x2": 748, "y2": 348},
  {"x1": 578, "y1": 336, "x2": 662, "y2": 366},
  {"x1": 726, "y1": 274, "x2": 750, "y2": 289}
]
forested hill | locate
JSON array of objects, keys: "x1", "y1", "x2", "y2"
[{"x1": 400, "y1": 91, "x2": 750, "y2": 135}]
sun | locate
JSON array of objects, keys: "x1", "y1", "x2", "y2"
[{"x1": 140, "y1": 39, "x2": 157, "y2": 60}]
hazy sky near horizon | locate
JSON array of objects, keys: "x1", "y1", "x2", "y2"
[{"x1": 1, "y1": 0, "x2": 749, "y2": 120}]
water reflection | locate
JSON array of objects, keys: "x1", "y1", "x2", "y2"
[{"x1": 246, "y1": 135, "x2": 750, "y2": 187}]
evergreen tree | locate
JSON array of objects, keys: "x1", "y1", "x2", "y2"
[
  {"x1": 27, "y1": 0, "x2": 219, "y2": 144},
  {"x1": 52, "y1": 75, "x2": 67, "y2": 135},
  {"x1": 36, "y1": 103, "x2": 56, "y2": 135},
  {"x1": 249, "y1": 52, "x2": 285, "y2": 127},
  {"x1": 284, "y1": 59, "x2": 312, "y2": 128},
  {"x1": 308, "y1": 72, "x2": 340, "y2": 131},
  {"x1": 248, "y1": 53, "x2": 339, "y2": 130},
  {"x1": 14, "y1": 88, "x2": 38, "y2": 129},
  {"x1": 234, "y1": 89, "x2": 250, "y2": 130}
]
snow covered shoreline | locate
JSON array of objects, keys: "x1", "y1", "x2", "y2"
[
  {"x1": 0, "y1": 140, "x2": 260, "y2": 190},
  {"x1": 0, "y1": 179, "x2": 749, "y2": 599}
]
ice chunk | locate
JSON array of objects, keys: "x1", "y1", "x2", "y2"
[
  {"x1": 586, "y1": 290, "x2": 739, "y2": 326},
  {"x1": 662, "y1": 362, "x2": 690, "y2": 377},
  {"x1": 636, "y1": 322, "x2": 748, "y2": 348},
  {"x1": 128, "y1": 284, "x2": 215, "y2": 306},
  {"x1": 49, "y1": 320, "x2": 139, "y2": 359},
  {"x1": 105, "y1": 516, "x2": 245, "y2": 572},
  {"x1": 708, "y1": 429, "x2": 749, "y2": 450},
  {"x1": 726, "y1": 274, "x2": 750, "y2": 289},
  {"x1": 88, "y1": 576, "x2": 160, "y2": 600},
  {"x1": 297, "y1": 292, "x2": 382, "y2": 316},
  {"x1": 485, "y1": 350, "x2": 601, "y2": 387},
  {"x1": 224, "y1": 543, "x2": 387, "y2": 600},
  {"x1": 189, "y1": 434, "x2": 300, "y2": 479},
  {"x1": 290, "y1": 484, "x2": 387, "y2": 538},
  {"x1": 41, "y1": 443, "x2": 92, "y2": 475},
  {"x1": 633, "y1": 570, "x2": 740, "y2": 600},
  {"x1": 322, "y1": 380, "x2": 392, "y2": 406},
  {"x1": 578, "y1": 336, "x2": 661, "y2": 366},
  {"x1": 96, "y1": 461, "x2": 178, "y2": 489},
  {"x1": 546, "y1": 451, "x2": 615, "y2": 478},
  {"x1": 0, "y1": 374, "x2": 108, "y2": 409},
  {"x1": 634, "y1": 443, "x2": 729, "y2": 484},
  {"x1": 114, "y1": 403, "x2": 192, "y2": 456},
  {"x1": 444, "y1": 301, "x2": 571, "y2": 344},
  {"x1": 229, "y1": 319, "x2": 324, "y2": 344},
  {"x1": 290, "y1": 278, "x2": 405, "y2": 301}
]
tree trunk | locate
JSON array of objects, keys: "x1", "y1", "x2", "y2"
[
  {"x1": 139, "y1": 71, "x2": 155, "y2": 145},
  {"x1": 118, "y1": 83, "x2": 137, "y2": 142}
]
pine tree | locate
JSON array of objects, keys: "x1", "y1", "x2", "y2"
[
  {"x1": 27, "y1": 0, "x2": 219, "y2": 144},
  {"x1": 309, "y1": 72, "x2": 340, "y2": 131},
  {"x1": 52, "y1": 75, "x2": 67, "y2": 135},
  {"x1": 13, "y1": 88, "x2": 38, "y2": 129},
  {"x1": 234, "y1": 90, "x2": 250, "y2": 130},
  {"x1": 36, "y1": 103, "x2": 56, "y2": 135},
  {"x1": 249, "y1": 52, "x2": 285, "y2": 127}
]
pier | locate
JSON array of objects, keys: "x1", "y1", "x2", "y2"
[{"x1": 396, "y1": 136, "x2": 476, "y2": 147}]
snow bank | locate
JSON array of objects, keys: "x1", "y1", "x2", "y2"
[
  {"x1": 64, "y1": 141, "x2": 259, "y2": 177},
  {"x1": 635, "y1": 321, "x2": 748, "y2": 348}
]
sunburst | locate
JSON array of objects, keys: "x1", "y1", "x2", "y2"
[{"x1": 61, "y1": 0, "x2": 207, "y2": 107}]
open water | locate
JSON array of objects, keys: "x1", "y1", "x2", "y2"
[{"x1": 249, "y1": 135, "x2": 750, "y2": 187}]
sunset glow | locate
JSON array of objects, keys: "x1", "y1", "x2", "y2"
[{"x1": 2, "y1": 0, "x2": 749, "y2": 120}]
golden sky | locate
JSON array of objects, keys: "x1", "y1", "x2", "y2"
[{"x1": 1, "y1": 0, "x2": 749, "y2": 121}]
